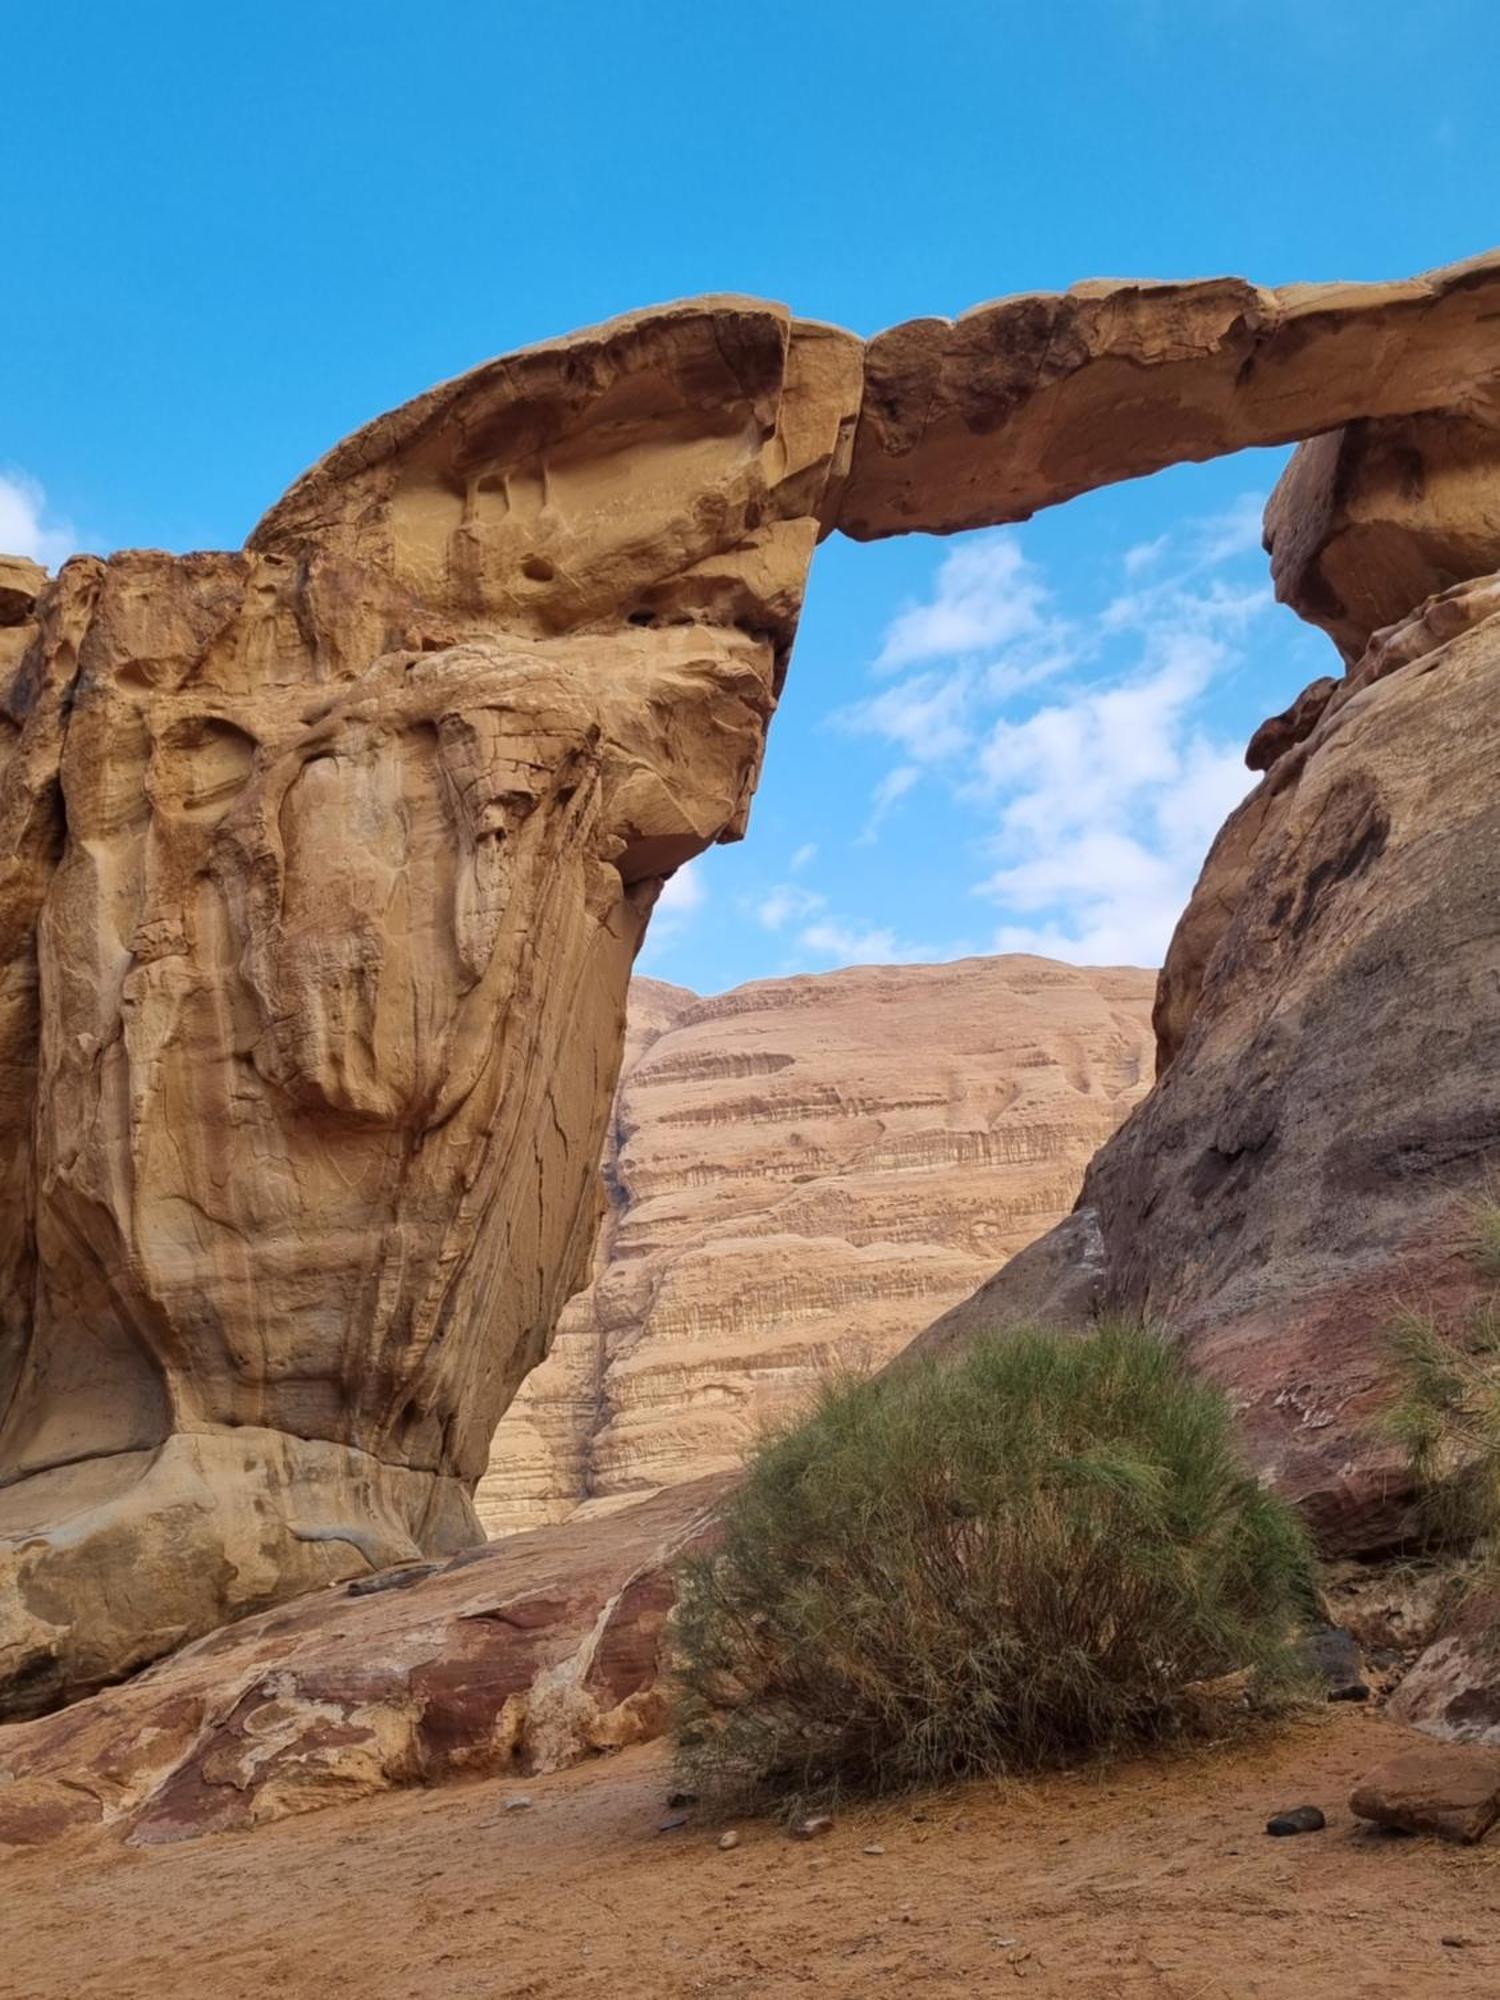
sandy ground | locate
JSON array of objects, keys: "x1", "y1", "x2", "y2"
[{"x1": 3, "y1": 1707, "x2": 1499, "y2": 1998}]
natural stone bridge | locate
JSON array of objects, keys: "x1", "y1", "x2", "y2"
[{"x1": 3, "y1": 250, "x2": 1500, "y2": 1716}]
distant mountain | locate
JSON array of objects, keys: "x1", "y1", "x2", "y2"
[{"x1": 477, "y1": 954, "x2": 1156, "y2": 1533}]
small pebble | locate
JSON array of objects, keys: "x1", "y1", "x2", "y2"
[
  {"x1": 504, "y1": 1797, "x2": 532, "y2": 1812},
  {"x1": 791, "y1": 1813, "x2": 835, "y2": 1840},
  {"x1": 1442, "y1": 1936, "x2": 1473, "y2": 1950},
  {"x1": 718, "y1": 1830, "x2": 740, "y2": 1851},
  {"x1": 658, "y1": 1813, "x2": 689, "y2": 1833},
  {"x1": 863, "y1": 1842, "x2": 885, "y2": 1855},
  {"x1": 1266, "y1": 1805, "x2": 1326, "y2": 1837}
]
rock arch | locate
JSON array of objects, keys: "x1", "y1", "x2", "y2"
[{"x1": 3, "y1": 248, "x2": 1499, "y2": 1713}]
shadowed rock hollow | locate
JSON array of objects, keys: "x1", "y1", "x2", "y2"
[{"x1": 4, "y1": 247, "x2": 1500, "y2": 1724}]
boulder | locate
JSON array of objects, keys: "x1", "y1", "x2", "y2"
[
  {"x1": 1350, "y1": 1741, "x2": 1500, "y2": 1843},
  {"x1": 0, "y1": 1474, "x2": 725, "y2": 1850},
  {"x1": 1266, "y1": 415, "x2": 1500, "y2": 664}
]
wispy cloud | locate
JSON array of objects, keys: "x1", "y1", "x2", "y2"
[
  {"x1": 857, "y1": 762, "x2": 920, "y2": 844},
  {"x1": 753, "y1": 882, "x2": 826, "y2": 932},
  {"x1": 1123, "y1": 532, "x2": 1169, "y2": 576},
  {"x1": 974, "y1": 633, "x2": 1255, "y2": 965},
  {"x1": 638, "y1": 860, "x2": 707, "y2": 964},
  {"x1": 875, "y1": 535, "x2": 1051, "y2": 672},
  {"x1": 0, "y1": 472, "x2": 75, "y2": 570},
  {"x1": 840, "y1": 496, "x2": 1277, "y2": 967},
  {"x1": 1190, "y1": 491, "x2": 1266, "y2": 568}
]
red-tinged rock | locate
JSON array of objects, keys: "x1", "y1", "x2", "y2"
[
  {"x1": 0, "y1": 1476, "x2": 725, "y2": 1851},
  {"x1": 1350, "y1": 1742, "x2": 1500, "y2": 1843}
]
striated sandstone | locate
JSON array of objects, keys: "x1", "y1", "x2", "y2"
[{"x1": 478, "y1": 958, "x2": 1155, "y2": 1533}]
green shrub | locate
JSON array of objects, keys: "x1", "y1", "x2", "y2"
[
  {"x1": 1473, "y1": 1200, "x2": 1500, "y2": 1286},
  {"x1": 671, "y1": 1320, "x2": 1314, "y2": 1810},
  {"x1": 1382, "y1": 1206, "x2": 1500, "y2": 1551}
]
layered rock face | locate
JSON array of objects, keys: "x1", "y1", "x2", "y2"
[
  {"x1": 0, "y1": 303, "x2": 861, "y2": 1718},
  {"x1": 478, "y1": 959, "x2": 1157, "y2": 1532}
]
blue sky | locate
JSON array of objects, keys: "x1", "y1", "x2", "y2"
[{"x1": 6, "y1": 1, "x2": 1498, "y2": 993}]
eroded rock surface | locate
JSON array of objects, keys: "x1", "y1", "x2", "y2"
[
  {"x1": 0, "y1": 1476, "x2": 724, "y2": 1849},
  {"x1": 0, "y1": 301, "x2": 860, "y2": 1718},
  {"x1": 478, "y1": 958, "x2": 1156, "y2": 1532},
  {"x1": 836, "y1": 252, "x2": 1500, "y2": 540},
  {"x1": 1266, "y1": 415, "x2": 1500, "y2": 663}
]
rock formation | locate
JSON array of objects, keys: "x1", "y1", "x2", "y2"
[
  {"x1": 836, "y1": 254, "x2": 1500, "y2": 539},
  {"x1": 5, "y1": 245, "x2": 1500, "y2": 1721},
  {"x1": 0, "y1": 302, "x2": 862, "y2": 1719},
  {"x1": 477, "y1": 959, "x2": 1156, "y2": 1532},
  {"x1": 0, "y1": 1474, "x2": 726, "y2": 1849},
  {"x1": 918, "y1": 561, "x2": 1500, "y2": 1561}
]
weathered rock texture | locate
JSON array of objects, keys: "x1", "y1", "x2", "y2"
[
  {"x1": 1265, "y1": 415, "x2": 1500, "y2": 663},
  {"x1": 1350, "y1": 1741, "x2": 1500, "y2": 1844},
  {"x1": 0, "y1": 1475, "x2": 725, "y2": 1850},
  {"x1": 919, "y1": 569, "x2": 1500, "y2": 1559},
  {"x1": 478, "y1": 958, "x2": 1156, "y2": 1532},
  {"x1": 0, "y1": 301, "x2": 861, "y2": 1719},
  {"x1": 836, "y1": 253, "x2": 1500, "y2": 539},
  {"x1": 6, "y1": 245, "x2": 1500, "y2": 1721}
]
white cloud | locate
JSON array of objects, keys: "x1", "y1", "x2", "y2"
[
  {"x1": 840, "y1": 667, "x2": 977, "y2": 764},
  {"x1": 638, "y1": 860, "x2": 707, "y2": 964},
  {"x1": 1123, "y1": 532, "x2": 1169, "y2": 576},
  {"x1": 836, "y1": 490, "x2": 1281, "y2": 970},
  {"x1": 1191, "y1": 491, "x2": 1266, "y2": 567},
  {"x1": 973, "y1": 631, "x2": 1257, "y2": 966},
  {"x1": 754, "y1": 882, "x2": 826, "y2": 932},
  {"x1": 857, "y1": 763, "x2": 920, "y2": 845},
  {"x1": 0, "y1": 472, "x2": 75, "y2": 570},
  {"x1": 789, "y1": 842, "x2": 818, "y2": 872},
  {"x1": 796, "y1": 919, "x2": 903, "y2": 966},
  {"x1": 656, "y1": 864, "x2": 704, "y2": 916},
  {"x1": 876, "y1": 534, "x2": 1050, "y2": 672}
]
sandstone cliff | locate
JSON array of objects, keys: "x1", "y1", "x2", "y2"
[{"x1": 478, "y1": 959, "x2": 1157, "y2": 1533}]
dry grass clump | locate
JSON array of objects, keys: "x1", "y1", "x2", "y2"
[
  {"x1": 1383, "y1": 1201, "x2": 1500, "y2": 1552},
  {"x1": 672, "y1": 1320, "x2": 1313, "y2": 1811}
]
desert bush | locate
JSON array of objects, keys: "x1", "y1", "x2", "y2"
[
  {"x1": 1383, "y1": 1203, "x2": 1500, "y2": 1551},
  {"x1": 1473, "y1": 1198, "x2": 1500, "y2": 1285},
  {"x1": 671, "y1": 1320, "x2": 1313, "y2": 1809}
]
